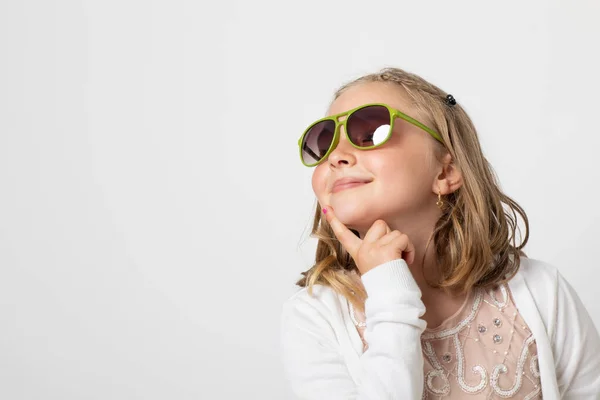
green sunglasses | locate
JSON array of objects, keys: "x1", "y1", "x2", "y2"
[{"x1": 298, "y1": 103, "x2": 443, "y2": 167}]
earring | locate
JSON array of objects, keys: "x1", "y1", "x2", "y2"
[{"x1": 436, "y1": 190, "x2": 444, "y2": 209}]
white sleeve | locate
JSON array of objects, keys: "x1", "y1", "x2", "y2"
[
  {"x1": 280, "y1": 259, "x2": 427, "y2": 399},
  {"x1": 552, "y1": 271, "x2": 600, "y2": 399}
]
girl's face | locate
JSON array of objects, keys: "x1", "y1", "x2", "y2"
[{"x1": 312, "y1": 82, "x2": 443, "y2": 235}]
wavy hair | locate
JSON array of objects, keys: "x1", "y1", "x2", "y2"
[{"x1": 296, "y1": 67, "x2": 529, "y2": 314}]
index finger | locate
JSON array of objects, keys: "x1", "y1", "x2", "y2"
[{"x1": 323, "y1": 206, "x2": 362, "y2": 258}]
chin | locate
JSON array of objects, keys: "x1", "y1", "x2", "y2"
[{"x1": 328, "y1": 201, "x2": 375, "y2": 230}]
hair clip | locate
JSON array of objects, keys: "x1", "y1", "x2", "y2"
[{"x1": 445, "y1": 94, "x2": 457, "y2": 107}]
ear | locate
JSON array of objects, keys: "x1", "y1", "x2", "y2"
[{"x1": 432, "y1": 152, "x2": 463, "y2": 195}]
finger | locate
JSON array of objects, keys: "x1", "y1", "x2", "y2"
[
  {"x1": 363, "y1": 220, "x2": 389, "y2": 244},
  {"x1": 390, "y1": 234, "x2": 416, "y2": 265},
  {"x1": 379, "y1": 230, "x2": 402, "y2": 246},
  {"x1": 323, "y1": 206, "x2": 362, "y2": 258}
]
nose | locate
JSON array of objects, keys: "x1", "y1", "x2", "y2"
[{"x1": 327, "y1": 126, "x2": 357, "y2": 168}]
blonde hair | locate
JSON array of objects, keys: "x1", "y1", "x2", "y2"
[{"x1": 296, "y1": 67, "x2": 529, "y2": 314}]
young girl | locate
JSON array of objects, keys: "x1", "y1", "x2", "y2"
[{"x1": 280, "y1": 67, "x2": 600, "y2": 399}]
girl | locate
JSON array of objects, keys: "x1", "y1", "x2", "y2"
[{"x1": 280, "y1": 67, "x2": 600, "y2": 399}]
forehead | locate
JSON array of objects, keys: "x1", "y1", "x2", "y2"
[{"x1": 327, "y1": 82, "x2": 418, "y2": 117}]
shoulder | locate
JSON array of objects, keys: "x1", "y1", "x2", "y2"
[
  {"x1": 282, "y1": 284, "x2": 344, "y2": 319},
  {"x1": 515, "y1": 256, "x2": 560, "y2": 283},
  {"x1": 280, "y1": 284, "x2": 347, "y2": 347},
  {"x1": 508, "y1": 257, "x2": 562, "y2": 329},
  {"x1": 513, "y1": 256, "x2": 583, "y2": 298},
  {"x1": 510, "y1": 257, "x2": 594, "y2": 337},
  {"x1": 512, "y1": 256, "x2": 562, "y2": 298}
]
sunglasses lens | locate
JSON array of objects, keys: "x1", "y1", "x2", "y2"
[
  {"x1": 347, "y1": 105, "x2": 392, "y2": 148},
  {"x1": 301, "y1": 119, "x2": 336, "y2": 165}
]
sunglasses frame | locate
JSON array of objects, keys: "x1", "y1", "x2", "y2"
[{"x1": 298, "y1": 103, "x2": 444, "y2": 167}]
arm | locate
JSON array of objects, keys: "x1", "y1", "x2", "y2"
[
  {"x1": 552, "y1": 271, "x2": 600, "y2": 399},
  {"x1": 280, "y1": 259, "x2": 427, "y2": 399}
]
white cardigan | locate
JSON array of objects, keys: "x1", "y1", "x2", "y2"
[{"x1": 280, "y1": 258, "x2": 600, "y2": 399}]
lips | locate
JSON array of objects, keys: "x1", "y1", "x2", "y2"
[{"x1": 331, "y1": 177, "x2": 372, "y2": 193}]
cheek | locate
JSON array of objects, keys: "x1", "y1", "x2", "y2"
[
  {"x1": 370, "y1": 148, "x2": 433, "y2": 190},
  {"x1": 311, "y1": 165, "x2": 328, "y2": 198}
]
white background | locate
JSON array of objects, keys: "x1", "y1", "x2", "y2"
[{"x1": 1, "y1": 0, "x2": 599, "y2": 398}]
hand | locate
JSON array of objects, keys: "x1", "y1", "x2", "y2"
[{"x1": 323, "y1": 206, "x2": 415, "y2": 275}]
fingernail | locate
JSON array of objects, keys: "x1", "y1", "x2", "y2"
[{"x1": 322, "y1": 207, "x2": 327, "y2": 214}]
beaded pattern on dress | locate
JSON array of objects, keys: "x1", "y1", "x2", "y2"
[
  {"x1": 420, "y1": 284, "x2": 542, "y2": 399},
  {"x1": 348, "y1": 283, "x2": 542, "y2": 398}
]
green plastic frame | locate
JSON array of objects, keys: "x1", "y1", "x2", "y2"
[{"x1": 298, "y1": 103, "x2": 443, "y2": 167}]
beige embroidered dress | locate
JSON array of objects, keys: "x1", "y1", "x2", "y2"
[{"x1": 355, "y1": 284, "x2": 542, "y2": 398}]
